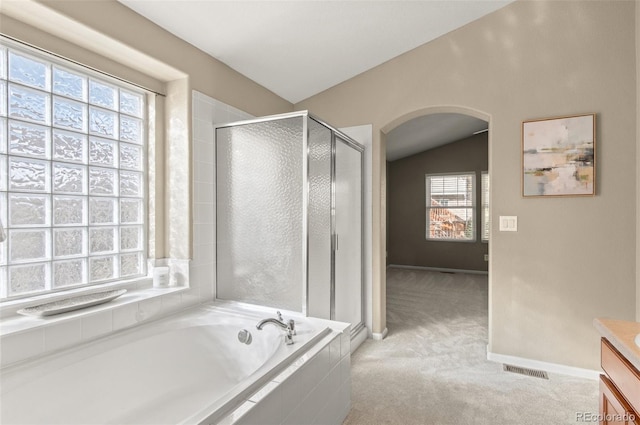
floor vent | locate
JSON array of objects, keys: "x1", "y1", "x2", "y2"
[{"x1": 503, "y1": 364, "x2": 549, "y2": 379}]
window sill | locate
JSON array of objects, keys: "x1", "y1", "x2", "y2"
[{"x1": 0, "y1": 279, "x2": 188, "y2": 338}]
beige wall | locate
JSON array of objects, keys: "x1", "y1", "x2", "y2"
[
  {"x1": 388, "y1": 134, "x2": 489, "y2": 271},
  {"x1": 297, "y1": 0, "x2": 637, "y2": 370}
]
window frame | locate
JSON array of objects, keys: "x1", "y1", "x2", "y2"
[
  {"x1": 425, "y1": 172, "x2": 476, "y2": 243},
  {"x1": 0, "y1": 40, "x2": 149, "y2": 302},
  {"x1": 481, "y1": 171, "x2": 490, "y2": 242}
]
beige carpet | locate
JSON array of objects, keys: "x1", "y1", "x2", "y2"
[{"x1": 343, "y1": 267, "x2": 599, "y2": 425}]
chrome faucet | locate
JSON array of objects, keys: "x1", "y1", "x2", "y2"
[{"x1": 256, "y1": 311, "x2": 295, "y2": 345}]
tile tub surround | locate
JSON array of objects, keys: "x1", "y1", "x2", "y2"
[
  {"x1": 594, "y1": 318, "x2": 640, "y2": 372},
  {"x1": 1, "y1": 303, "x2": 351, "y2": 425}
]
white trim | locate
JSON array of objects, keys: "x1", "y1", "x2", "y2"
[
  {"x1": 388, "y1": 264, "x2": 488, "y2": 276},
  {"x1": 487, "y1": 350, "x2": 600, "y2": 381},
  {"x1": 372, "y1": 327, "x2": 388, "y2": 340}
]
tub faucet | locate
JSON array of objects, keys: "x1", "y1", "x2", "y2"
[{"x1": 256, "y1": 313, "x2": 295, "y2": 345}]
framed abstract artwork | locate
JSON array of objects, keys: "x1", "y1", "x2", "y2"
[{"x1": 522, "y1": 113, "x2": 596, "y2": 197}]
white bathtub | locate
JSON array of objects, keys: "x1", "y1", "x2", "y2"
[{"x1": 0, "y1": 304, "x2": 351, "y2": 425}]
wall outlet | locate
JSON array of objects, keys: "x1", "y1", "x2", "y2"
[{"x1": 484, "y1": 254, "x2": 489, "y2": 261}]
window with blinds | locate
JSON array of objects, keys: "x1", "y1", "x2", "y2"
[
  {"x1": 481, "y1": 171, "x2": 489, "y2": 241},
  {"x1": 425, "y1": 173, "x2": 475, "y2": 241},
  {"x1": 0, "y1": 41, "x2": 147, "y2": 300}
]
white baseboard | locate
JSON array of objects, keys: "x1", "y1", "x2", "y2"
[
  {"x1": 487, "y1": 350, "x2": 600, "y2": 381},
  {"x1": 388, "y1": 264, "x2": 488, "y2": 275},
  {"x1": 372, "y1": 327, "x2": 388, "y2": 340}
]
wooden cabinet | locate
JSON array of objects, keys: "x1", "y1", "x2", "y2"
[{"x1": 600, "y1": 338, "x2": 640, "y2": 425}]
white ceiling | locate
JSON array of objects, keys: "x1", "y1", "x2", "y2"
[{"x1": 118, "y1": 0, "x2": 505, "y2": 160}]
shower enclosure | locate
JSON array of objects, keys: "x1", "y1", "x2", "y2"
[{"x1": 215, "y1": 111, "x2": 364, "y2": 336}]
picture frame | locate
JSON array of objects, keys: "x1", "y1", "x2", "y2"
[{"x1": 522, "y1": 113, "x2": 596, "y2": 197}]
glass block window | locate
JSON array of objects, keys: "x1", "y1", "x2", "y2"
[
  {"x1": 425, "y1": 173, "x2": 475, "y2": 241},
  {"x1": 0, "y1": 42, "x2": 147, "y2": 300}
]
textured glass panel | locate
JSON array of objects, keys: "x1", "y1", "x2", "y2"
[
  {"x1": 0, "y1": 47, "x2": 6, "y2": 80},
  {"x1": 306, "y1": 119, "x2": 332, "y2": 318},
  {"x1": 216, "y1": 116, "x2": 304, "y2": 312},
  {"x1": 9, "y1": 193, "x2": 49, "y2": 226},
  {"x1": 8, "y1": 51, "x2": 49, "y2": 90},
  {"x1": 9, "y1": 229, "x2": 49, "y2": 262},
  {"x1": 53, "y1": 96, "x2": 87, "y2": 132},
  {"x1": 53, "y1": 163, "x2": 86, "y2": 194},
  {"x1": 9, "y1": 157, "x2": 49, "y2": 192},
  {"x1": 53, "y1": 66, "x2": 86, "y2": 101},
  {"x1": 53, "y1": 259, "x2": 85, "y2": 288},
  {"x1": 0, "y1": 118, "x2": 7, "y2": 154},
  {"x1": 89, "y1": 227, "x2": 115, "y2": 254},
  {"x1": 53, "y1": 129, "x2": 86, "y2": 163},
  {"x1": 119, "y1": 143, "x2": 142, "y2": 171},
  {"x1": 89, "y1": 106, "x2": 117, "y2": 139},
  {"x1": 120, "y1": 226, "x2": 141, "y2": 251},
  {"x1": 0, "y1": 155, "x2": 7, "y2": 192},
  {"x1": 120, "y1": 199, "x2": 141, "y2": 224},
  {"x1": 0, "y1": 193, "x2": 6, "y2": 266},
  {"x1": 53, "y1": 196, "x2": 86, "y2": 226},
  {"x1": 120, "y1": 90, "x2": 142, "y2": 117},
  {"x1": 120, "y1": 115, "x2": 142, "y2": 144},
  {"x1": 120, "y1": 252, "x2": 140, "y2": 277},
  {"x1": 0, "y1": 81, "x2": 6, "y2": 117},
  {"x1": 89, "y1": 256, "x2": 114, "y2": 281},
  {"x1": 54, "y1": 228, "x2": 85, "y2": 258},
  {"x1": 89, "y1": 80, "x2": 117, "y2": 110},
  {"x1": 89, "y1": 137, "x2": 117, "y2": 167},
  {"x1": 9, "y1": 120, "x2": 50, "y2": 159},
  {"x1": 9, "y1": 84, "x2": 50, "y2": 125},
  {"x1": 0, "y1": 267, "x2": 6, "y2": 297},
  {"x1": 9, "y1": 263, "x2": 48, "y2": 296},
  {"x1": 120, "y1": 171, "x2": 141, "y2": 197},
  {"x1": 89, "y1": 167, "x2": 117, "y2": 195},
  {"x1": 89, "y1": 198, "x2": 117, "y2": 224}
]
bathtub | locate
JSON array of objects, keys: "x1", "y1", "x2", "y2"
[{"x1": 0, "y1": 304, "x2": 351, "y2": 425}]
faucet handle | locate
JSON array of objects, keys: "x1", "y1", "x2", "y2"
[
  {"x1": 276, "y1": 311, "x2": 283, "y2": 321},
  {"x1": 287, "y1": 319, "x2": 296, "y2": 335}
]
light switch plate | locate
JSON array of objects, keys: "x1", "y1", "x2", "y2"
[{"x1": 499, "y1": 216, "x2": 518, "y2": 232}]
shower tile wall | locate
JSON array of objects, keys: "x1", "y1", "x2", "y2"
[{"x1": 191, "y1": 91, "x2": 253, "y2": 302}]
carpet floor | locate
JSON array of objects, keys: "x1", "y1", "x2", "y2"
[{"x1": 342, "y1": 267, "x2": 599, "y2": 425}]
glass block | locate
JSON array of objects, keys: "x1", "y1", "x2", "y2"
[
  {"x1": 89, "y1": 137, "x2": 117, "y2": 167},
  {"x1": 53, "y1": 228, "x2": 86, "y2": 258},
  {"x1": 9, "y1": 83, "x2": 51, "y2": 125},
  {"x1": 0, "y1": 46, "x2": 6, "y2": 80},
  {"x1": 120, "y1": 90, "x2": 143, "y2": 117},
  {"x1": 9, "y1": 157, "x2": 49, "y2": 192},
  {"x1": 9, "y1": 229, "x2": 50, "y2": 262},
  {"x1": 0, "y1": 267, "x2": 6, "y2": 298},
  {"x1": 53, "y1": 129, "x2": 87, "y2": 163},
  {"x1": 0, "y1": 117, "x2": 6, "y2": 154},
  {"x1": 119, "y1": 143, "x2": 142, "y2": 171},
  {"x1": 0, "y1": 193, "x2": 5, "y2": 266},
  {"x1": 8, "y1": 51, "x2": 49, "y2": 90},
  {"x1": 0, "y1": 155, "x2": 6, "y2": 192},
  {"x1": 9, "y1": 193, "x2": 50, "y2": 226},
  {"x1": 0, "y1": 81, "x2": 6, "y2": 117},
  {"x1": 53, "y1": 259, "x2": 86, "y2": 288},
  {"x1": 89, "y1": 197, "x2": 117, "y2": 225},
  {"x1": 89, "y1": 106, "x2": 117, "y2": 139},
  {"x1": 120, "y1": 252, "x2": 141, "y2": 277},
  {"x1": 120, "y1": 199, "x2": 141, "y2": 224},
  {"x1": 9, "y1": 263, "x2": 48, "y2": 296},
  {"x1": 53, "y1": 66, "x2": 86, "y2": 101},
  {"x1": 9, "y1": 120, "x2": 51, "y2": 159},
  {"x1": 120, "y1": 171, "x2": 141, "y2": 197},
  {"x1": 53, "y1": 195, "x2": 86, "y2": 226},
  {"x1": 53, "y1": 163, "x2": 86, "y2": 194},
  {"x1": 89, "y1": 167, "x2": 117, "y2": 196},
  {"x1": 89, "y1": 80, "x2": 117, "y2": 110},
  {"x1": 120, "y1": 226, "x2": 141, "y2": 251},
  {"x1": 89, "y1": 255, "x2": 115, "y2": 281},
  {"x1": 120, "y1": 115, "x2": 142, "y2": 144},
  {"x1": 53, "y1": 96, "x2": 87, "y2": 133},
  {"x1": 89, "y1": 227, "x2": 115, "y2": 254}
]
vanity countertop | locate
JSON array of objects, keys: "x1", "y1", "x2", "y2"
[{"x1": 594, "y1": 317, "x2": 640, "y2": 372}]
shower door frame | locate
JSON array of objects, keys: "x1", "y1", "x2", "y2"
[{"x1": 214, "y1": 111, "x2": 365, "y2": 337}]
